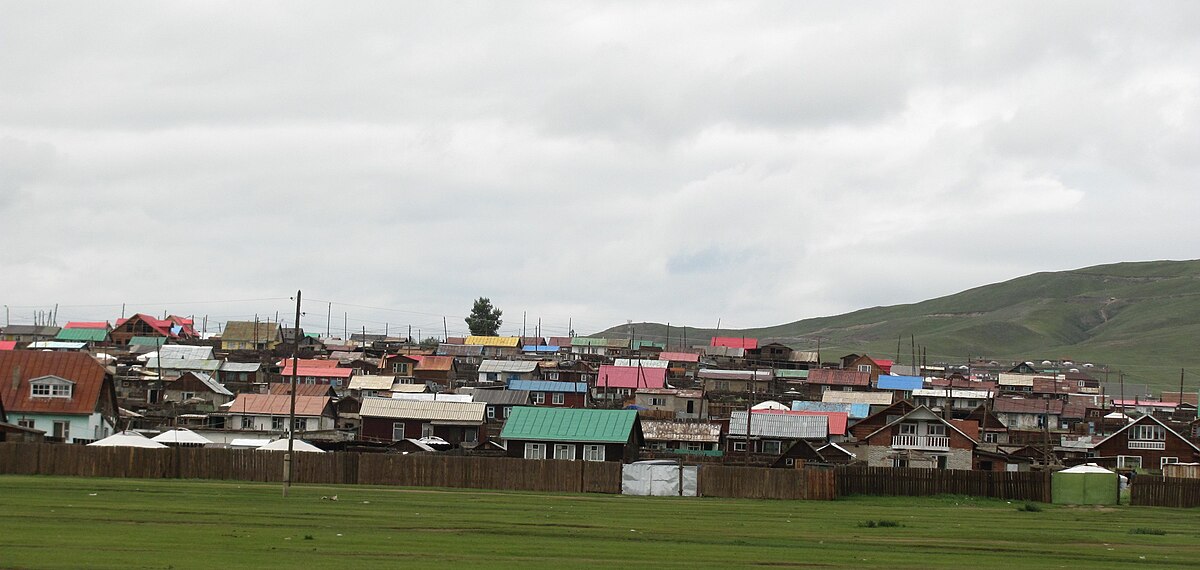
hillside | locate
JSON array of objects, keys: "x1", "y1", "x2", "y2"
[{"x1": 595, "y1": 260, "x2": 1200, "y2": 391}]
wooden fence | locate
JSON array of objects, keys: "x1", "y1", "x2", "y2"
[
  {"x1": 1131, "y1": 477, "x2": 1200, "y2": 508},
  {"x1": 699, "y1": 465, "x2": 835, "y2": 500},
  {"x1": 837, "y1": 466, "x2": 1052, "y2": 502}
]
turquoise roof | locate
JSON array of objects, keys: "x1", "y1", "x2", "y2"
[
  {"x1": 55, "y1": 328, "x2": 108, "y2": 342},
  {"x1": 128, "y1": 336, "x2": 166, "y2": 347},
  {"x1": 500, "y1": 407, "x2": 638, "y2": 443}
]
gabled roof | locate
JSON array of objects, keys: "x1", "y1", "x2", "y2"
[
  {"x1": 613, "y1": 358, "x2": 669, "y2": 369},
  {"x1": 755, "y1": 410, "x2": 849, "y2": 436},
  {"x1": 159, "y1": 345, "x2": 215, "y2": 360},
  {"x1": 597, "y1": 365, "x2": 667, "y2": 389},
  {"x1": 415, "y1": 356, "x2": 454, "y2": 372},
  {"x1": 791, "y1": 401, "x2": 871, "y2": 420},
  {"x1": 115, "y1": 314, "x2": 177, "y2": 339},
  {"x1": 348, "y1": 375, "x2": 397, "y2": 391},
  {"x1": 1093, "y1": 413, "x2": 1200, "y2": 454},
  {"x1": 467, "y1": 389, "x2": 530, "y2": 406},
  {"x1": 436, "y1": 344, "x2": 485, "y2": 357},
  {"x1": 478, "y1": 360, "x2": 539, "y2": 374},
  {"x1": 2, "y1": 325, "x2": 61, "y2": 336},
  {"x1": 465, "y1": 336, "x2": 521, "y2": 348},
  {"x1": 862, "y1": 405, "x2": 978, "y2": 444},
  {"x1": 993, "y1": 397, "x2": 1064, "y2": 414},
  {"x1": 641, "y1": 420, "x2": 721, "y2": 443},
  {"x1": 728, "y1": 411, "x2": 826, "y2": 439},
  {"x1": 175, "y1": 371, "x2": 233, "y2": 397},
  {"x1": 508, "y1": 380, "x2": 588, "y2": 393},
  {"x1": 220, "y1": 361, "x2": 262, "y2": 373},
  {"x1": 267, "y1": 383, "x2": 335, "y2": 397},
  {"x1": 359, "y1": 397, "x2": 485, "y2": 423},
  {"x1": 54, "y1": 328, "x2": 109, "y2": 342},
  {"x1": 63, "y1": 321, "x2": 111, "y2": 330},
  {"x1": 500, "y1": 407, "x2": 638, "y2": 443},
  {"x1": 0, "y1": 351, "x2": 111, "y2": 416},
  {"x1": 0, "y1": 341, "x2": 15, "y2": 351},
  {"x1": 221, "y1": 321, "x2": 282, "y2": 343},
  {"x1": 128, "y1": 336, "x2": 166, "y2": 347},
  {"x1": 226, "y1": 394, "x2": 330, "y2": 416},
  {"x1": 711, "y1": 337, "x2": 758, "y2": 349}
]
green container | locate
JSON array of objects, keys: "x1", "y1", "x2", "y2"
[{"x1": 1052, "y1": 465, "x2": 1119, "y2": 505}]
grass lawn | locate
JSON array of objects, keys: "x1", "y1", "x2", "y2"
[{"x1": 2, "y1": 476, "x2": 1200, "y2": 569}]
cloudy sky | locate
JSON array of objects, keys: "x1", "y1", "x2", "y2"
[{"x1": 2, "y1": 2, "x2": 1198, "y2": 338}]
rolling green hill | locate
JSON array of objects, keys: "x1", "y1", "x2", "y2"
[{"x1": 596, "y1": 260, "x2": 1200, "y2": 391}]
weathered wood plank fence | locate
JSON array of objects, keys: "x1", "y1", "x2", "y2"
[
  {"x1": 837, "y1": 466, "x2": 1052, "y2": 502},
  {"x1": 1131, "y1": 477, "x2": 1200, "y2": 508},
  {"x1": 700, "y1": 465, "x2": 836, "y2": 500}
]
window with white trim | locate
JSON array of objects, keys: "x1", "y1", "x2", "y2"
[
  {"x1": 926, "y1": 424, "x2": 947, "y2": 436},
  {"x1": 532, "y1": 392, "x2": 546, "y2": 405},
  {"x1": 552, "y1": 392, "x2": 565, "y2": 405},
  {"x1": 421, "y1": 423, "x2": 435, "y2": 438},
  {"x1": 983, "y1": 432, "x2": 997, "y2": 443},
  {"x1": 52, "y1": 421, "x2": 69, "y2": 440},
  {"x1": 1162, "y1": 457, "x2": 1179, "y2": 469},
  {"x1": 1128, "y1": 424, "x2": 1166, "y2": 441},
  {"x1": 503, "y1": 407, "x2": 512, "y2": 419},
  {"x1": 487, "y1": 407, "x2": 496, "y2": 419},
  {"x1": 293, "y1": 418, "x2": 306, "y2": 432},
  {"x1": 272, "y1": 417, "x2": 286, "y2": 431},
  {"x1": 650, "y1": 397, "x2": 667, "y2": 407},
  {"x1": 684, "y1": 442, "x2": 702, "y2": 452},
  {"x1": 240, "y1": 416, "x2": 254, "y2": 429},
  {"x1": 554, "y1": 443, "x2": 576, "y2": 460},
  {"x1": 899, "y1": 423, "x2": 918, "y2": 435},
  {"x1": 733, "y1": 441, "x2": 747, "y2": 452},
  {"x1": 17, "y1": 419, "x2": 34, "y2": 429},
  {"x1": 525, "y1": 442, "x2": 547, "y2": 460},
  {"x1": 762, "y1": 440, "x2": 782, "y2": 455},
  {"x1": 857, "y1": 364, "x2": 872, "y2": 373},
  {"x1": 1118, "y1": 455, "x2": 1142, "y2": 469},
  {"x1": 180, "y1": 392, "x2": 196, "y2": 401},
  {"x1": 30, "y1": 377, "x2": 73, "y2": 399},
  {"x1": 583, "y1": 444, "x2": 605, "y2": 461},
  {"x1": 393, "y1": 422, "x2": 405, "y2": 441}
]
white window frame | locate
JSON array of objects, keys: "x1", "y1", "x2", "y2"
[
  {"x1": 926, "y1": 424, "x2": 947, "y2": 436},
  {"x1": 30, "y1": 377, "x2": 73, "y2": 399},
  {"x1": 392, "y1": 421, "x2": 405, "y2": 441},
  {"x1": 52, "y1": 420, "x2": 70, "y2": 441},
  {"x1": 761, "y1": 440, "x2": 782, "y2": 455},
  {"x1": 684, "y1": 442, "x2": 702, "y2": 452},
  {"x1": 650, "y1": 397, "x2": 667, "y2": 407},
  {"x1": 272, "y1": 417, "x2": 286, "y2": 431},
  {"x1": 421, "y1": 423, "x2": 435, "y2": 438},
  {"x1": 532, "y1": 392, "x2": 546, "y2": 405},
  {"x1": 857, "y1": 364, "x2": 872, "y2": 373},
  {"x1": 1162, "y1": 457, "x2": 1179, "y2": 469},
  {"x1": 583, "y1": 444, "x2": 605, "y2": 461},
  {"x1": 553, "y1": 443, "x2": 576, "y2": 460},
  {"x1": 982, "y1": 432, "x2": 998, "y2": 443},
  {"x1": 899, "y1": 423, "x2": 918, "y2": 435},
  {"x1": 487, "y1": 407, "x2": 496, "y2": 419},
  {"x1": 292, "y1": 417, "x2": 306, "y2": 432},
  {"x1": 180, "y1": 391, "x2": 196, "y2": 401},
  {"x1": 240, "y1": 416, "x2": 254, "y2": 429},
  {"x1": 1117, "y1": 455, "x2": 1142, "y2": 469},
  {"x1": 1129, "y1": 424, "x2": 1166, "y2": 441},
  {"x1": 503, "y1": 407, "x2": 512, "y2": 419},
  {"x1": 525, "y1": 442, "x2": 547, "y2": 460},
  {"x1": 17, "y1": 419, "x2": 35, "y2": 429},
  {"x1": 732, "y1": 441, "x2": 747, "y2": 452},
  {"x1": 552, "y1": 392, "x2": 565, "y2": 405}
]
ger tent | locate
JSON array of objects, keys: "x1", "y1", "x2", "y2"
[
  {"x1": 256, "y1": 439, "x2": 325, "y2": 453},
  {"x1": 1052, "y1": 463, "x2": 1119, "y2": 505},
  {"x1": 88, "y1": 431, "x2": 168, "y2": 449},
  {"x1": 150, "y1": 428, "x2": 213, "y2": 446}
]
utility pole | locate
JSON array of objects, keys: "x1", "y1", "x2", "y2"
[
  {"x1": 283, "y1": 290, "x2": 301, "y2": 498},
  {"x1": 327, "y1": 302, "x2": 332, "y2": 338},
  {"x1": 443, "y1": 317, "x2": 448, "y2": 342}
]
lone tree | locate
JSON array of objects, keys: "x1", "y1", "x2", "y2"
[{"x1": 465, "y1": 297, "x2": 503, "y2": 336}]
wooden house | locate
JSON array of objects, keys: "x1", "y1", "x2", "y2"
[
  {"x1": 164, "y1": 371, "x2": 234, "y2": 407},
  {"x1": 220, "y1": 321, "x2": 283, "y2": 352},
  {"x1": 359, "y1": 397, "x2": 485, "y2": 445},
  {"x1": 508, "y1": 380, "x2": 588, "y2": 408},
  {"x1": 0, "y1": 351, "x2": 119, "y2": 444},
  {"x1": 500, "y1": 407, "x2": 643, "y2": 463},
  {"x1": 860, "y1": 406, "x2": 977, "y2": 470},
  {"x1": 1089, "y1": 414, "x2": 1200, "y2": 471},
  {"x1": 225, "y1": 393, "x2": 336, "y2": 434}
]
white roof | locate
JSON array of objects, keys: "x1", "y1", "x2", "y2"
[
  {"x1": 1060, "y1": 463, "x2": 1114, "y2": 474},
  {"x1": 477, "y1": 360, "x2": 539, "y2": 374},
  {"x1": 390, "y1": 383, "x2": 428, "y2": 393},
  {"x1": 912, "y1": 388, "x2": 992, "y2": 399},
  {"x1": 348, "y1": 375, "x2": 397, "y2": 391},
  {"x1": 159, "y1": 345, "x2": 216, "y2": 360},
  {"x1": 613, "y1": 358, "x2": 670, "y2": 369},
  {"x1": 229, "y1": 438, "x2": 271, "y2": 448},
  {"x1": 728, "y1": 411, "x2": 827, "y2": 439},
  {"x1": 998, "y1": 373, "x2": 1036, "y2": 387},
  {"x1": 28, "y1": 341, "x2": 87, "y2": 350},
  {"x1": 89, "y1": 431, "x2": 169, "y2": 448},
  {"x1": 150, "y1": 428, "x2": 214, "y2": 445},
  {"x1": 220, "y1": 362, "x2": 263, "y2": 372},
  {"x1": 822, "y1": 391, "x2": 893, "y2": 405},
  {"x1": 257, "y1": 439, "x2": 325, "y2": 453},
  {"x1": 360, "y1": 397, "x2": 485, "y2": 423},
  {"x1": 189, "y1": 371, "x2": 234, "y2": 397},
  {"x1": 390, "y1": 393, "x2": 474, "y2": 403},
  {"x1": 751, "y1": 400, "x2": 789, "y2": 411}
]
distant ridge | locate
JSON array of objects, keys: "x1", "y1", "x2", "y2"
[{"x1": 595, "y1": 260, "x2": 1200, "y2": 390}]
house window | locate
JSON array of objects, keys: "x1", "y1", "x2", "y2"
[
  {"x1": 272, "y1": 417, "x2": 286, "y2": 431},
  {"x1": 650, "y1": 397, "x2": 667, "y2": 407},
  {"x1": 421, "y1": 423, "x2": 435, "y2": 438},
  {"x1": 686, "y1": 400, "x2": 695, "y2": 414},
  {"x1": 241, "y1": 417, "x2": 254, "y2": 429},
  {"x1": 486, "y1": 373, "x2": 498, "y2": 382},
  {"x1": 293, "y1": 418, "x2": 306, "y2": 432},
  {"x1": 785, "y1": 458, "x2": 795, "y2": 466},
  {"x1": 899, "y1": 423, "x2": 918, "y2": 435},
  {"x1": 857, "y1": 364, "x2": 872, "y2": 373},
  {"x1": 583, "y1": 444, "x2": 605, "y2": 461},
  {"x1": 525, "y1": 443, "x2": 547, "y2": 460},
  {"x1": 180, "y1": 392, "x2": 196, "y2": 401},
  {"x1": 393, "y1": 422, "x2": 405, "y2": 441},
  {"x1": 503, "y1": 407, "x2": 511, "y2": 419},
  {"x1": 552, "y1": 393, "x2": 565, "y2": 405},
  {"x1": 684, "y1": 442, "x2": 702, "y2": 452},
  {"x1": 1129, "y1": 425, "x2": 1166, "y2": 441},
  {"x1": 532, "y1": 392, "x2": 546, "y2": 405},
  {"x1": 547, "y1": 372, "x2": 559, "y2": 380},
  {"x1": 1117, "y1": 455, "x2": 1142, "y2": 469},
  {"x1": 762, "y1": 440, "x2": 782, "y2": 455},
  {"x1": 31, "y1": 378, "x2": 73, "y2": 398},
  {"x1": 465, "y1": 428, "x2": 478, "y2": 443},
  {"x1": 983, "y1": 432, "x2": 998, "y2": 443},
  {"x1": 17, "y1": 419, "x2": 35, "y2": 429},
  {"x1": 732, "y1": 441, "x2": 747, "y2": 452},
  {"x1": 487, "y1": 407, "x2": 496, "y2": 419},
  {"x1": 926, "y1": 424, "x2": 946, "y2": 436},
  {"x1": 1162, "y1": 457, "x2": 1179, "y2": 469},
  {"x1": 554, "y1": 444, "x2": 576, "y2": 460},
  {"x1": 52, "y1": 421, "x2": 70, "y2": 441}
]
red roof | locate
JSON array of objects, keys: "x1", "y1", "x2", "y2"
[
  {"x1": 755, "y1": 410, "x2": 849, "y2": 436},
  {"x1": 227, "y1": 394, "x2": 330, "y2": 416},
  {"x1": 597, "y1": 365, "x2": 667, "y2": 389},
  {"x1": 416, "y1": 356, "x2": 454, "y2": 372},
  {"x1": 658, "y1": 352, "x2": 701, "y2": 363},
  {"x1": 872, "y1": 358, "x2": 894, "y2": 374},
  {"x1": 116, "y1": 314, "x2": 178, "y2": 338},
  {"x1": 0, "y1": 351, "x2": 111, "y2": 416},
  {"x1": 711, "y1": 337, "x2": 758, "y2": 350},
  {"x1": 807, "y1": 369, "x2": 871, "y2": 387},
  {"x1": 64, "y1": 321, "x2": 110, "y2": 330},
  {"x1": 268, "y1": 383, "x2": 335, "y2": 397},
  {"x1": 277, "y1": 358, "x2": 339, "y2": 369},
  {"x1": 279, "y1": 364, "x2": 352, "y2": 378},
  {"x1": 0, "y1": 341, "x2": 16, "y2": 351}
]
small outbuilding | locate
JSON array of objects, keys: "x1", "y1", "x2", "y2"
[{"x1": 1052, "y1": 463, "x2": 1119, "y2": 505}]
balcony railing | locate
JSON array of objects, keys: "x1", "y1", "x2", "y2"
[
  {"x1": 1128, "y1": 440, "x2": 1166, "y2": 450},
  {"x1": 892, "y1": 434, "x2": 950, "y2": 450}
]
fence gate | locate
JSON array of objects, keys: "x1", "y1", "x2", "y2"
[{"x1": 621, "y1": 460, "x2": 698, "y2": 496}]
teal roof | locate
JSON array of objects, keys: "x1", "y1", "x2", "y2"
[
  {"x1": 55, "y1": 328, "x2": 108, "y2": 342},
  {"x1": 128, "y1": 336, "x2": 166, "y2": 347},
  {"x1": 500, "y1": 407, "x2": 638, "y2": 444},
  {"x1": 774, "y1": 369, "x2": 809, "y2": 379},
  {"x1": 633, "y1": 340, "x2": 665, "y2": 350},
  {"x1": 571, "y1": 337, "x2": 609, "y2": 347}
]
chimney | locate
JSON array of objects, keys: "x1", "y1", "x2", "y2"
[{"x1": 11, "y1": 365, "x2": 21, "y2": 392}]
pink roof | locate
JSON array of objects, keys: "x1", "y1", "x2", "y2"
[
  {"x1": 755, "y1": 410, "x2": 848, "y2": 436},
  {"x1": 711, "y1": 337, "x2": 758, "y2": 349},
  {"x1": 64, "y1": 321, "x2": 110, "y2": 329},
  {"x1": 807, "y1": 369, "x2": 871, "y2": 387},
  {"x1": 596, "y1": 365, "x2": 667, "y2": 389},
  {"x1": 227, "y1": 394, "x2": 330, "y2": 416},
  {"x1": 277, "y1": 358, "x2": 340, "y2": 369},
  {"x1": 280, "y1": 362, "x2": 352, "y2": 378},
  {"x1": 658, "y1": 351, "x2": 700, "y2": 363},
  {"x1": 0, "y1": 341, "x2": 16, "y2": 351},
  {"x1": 1113, "y1": 399, "x2": 1177, "y2": 408}
]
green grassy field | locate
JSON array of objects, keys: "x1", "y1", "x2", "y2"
[{"x1": 2, "y1": 476, "x2": 1200, "y2": 568}]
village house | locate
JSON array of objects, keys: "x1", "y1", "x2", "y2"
[
  {"x1": 0, "y1": 325, "x2": 62, "y2": 344},
  {"x1": 278, "y1": 359, "x2": 353, "y2": 389},
  {"x1": 860, "y1": 406, "x2": 978, "y2": 470},
  {"x1": 225, "y1": 393, "x2": 336, "y2": 434},
  {"x1": 993, "y1": 396, "x2": 1066, "y2": 431},
  {"x1": 110, "y1": 314, "x2": 196, "y2": 346},
  {"x1": 54, "y1": 326, "x2": 111, "y2": 347},
  {"x1": 382, "y1": 353, "x2": 420, "y2": 376},
  {"x1": 800, "y1": 369, "x2": 872, "y2": 400},
  {"x1": 500, "y1": 407, "x2": 644, "y2": 462},
  {"x1": 1089, "y1": 414, "x2": 1200, "y2": 471},
  {"x1": 163, "y1": 371, "x2": 234, "y2": 408},
  {"x1": 346, "y1": 375, "x2": 398, "y2": 399},
  {"x1": 220, "y1": 321, "x2": 283, "y2": 352},
  {"x1": 726, "y1": 410, "x2": 828, "y2": 456},
  {"x1": 840, "y1": 354, "x2": 892, "y2": 383},
  {"x1": 358, "y1": 397, "x2": 486, "y2": 445},
  {"x1": 911, "y1": 388, "x2": 992, "y2": 415},
  {"x1": 508, "y1": 380, "x2": 588, "y2": 408},
  {"x1": 218, "y1": 361, "x2": 266, "y2": 391},
  {"x1": 641, "y1": 419, "x2": 722, "y2": 455},
  {"x1": 633, "y1": 388, "x2": 707, "y2": 420},
  {"x1": 698, "y1": 368, "x2": 773, "y2": 394},
  {"x1": 466, "y1": 388, "x2": 530, "y2": 427},
  {"x1": 0, "y1": 351, "x2": 119, "y2": 444},
  {"x1": 464, "y1": 336, "x2": 523, "y2": 358},
  {"x1": 595, "y1": 365, "x2": 668, "y2": 402},
  {"x1": 848, "y1": 400, "x2": 919, "y2": 441}
]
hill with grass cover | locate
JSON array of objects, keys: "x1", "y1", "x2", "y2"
[{"x1": 596, "y1": 260, "x2": 1200, "y2": 390}]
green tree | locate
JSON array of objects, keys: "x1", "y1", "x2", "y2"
[
  {"x1": 465, "y1": 297, "x2": 503, "y2": 336},
  {"x1": 419, "y1": 336, "x2": 440, "y2": 350}
]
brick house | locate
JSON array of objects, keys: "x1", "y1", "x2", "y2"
[
  {"x1": 1089, "y1": 414, "x2": 1200, "y2": 471},
  {"x1": 860, "y1": 406, "x2": 977, "y2": 470}
]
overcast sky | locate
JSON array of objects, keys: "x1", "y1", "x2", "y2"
[{"x1": 2, "y1": 2, "x2": 1198, "y2": 338}]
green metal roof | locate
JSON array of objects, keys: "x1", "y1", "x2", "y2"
[
  {"x1": 774, "y1": 369, "x2": 809, "y2": 379},
  {"x1": 128, "y1": 336, "x2": 166, "y2": 347},
  {"x1": 500, "y1": 407, "x2": 638, "y2": 443},
  {"x1": 632, "y1": 340, "x2": 665, "y2": 350},
  {"x1": 55, "y1": 328, "x2": 108, "y2": 342},
  {"x1": 571, "y1": 337, "x2": 610, "y2": 347}
]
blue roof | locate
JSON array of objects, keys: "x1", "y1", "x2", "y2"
[
  {"x1": 791, "y1": 400, "x2": 871, "y2": 419},
  {"x1": 521, "y1": 345, "x2": 561, "y2": 352},
  {"x1": 508, "y1": 380, "x2": 588, "y2": 393},
  {"x1": 876, "y1": 375, "x2": 924, "y2": 391}
]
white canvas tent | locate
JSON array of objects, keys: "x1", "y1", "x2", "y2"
[
  {"x1": 256, "y1": 439, "x2": 325, "y2": 453},
  {"x1": 150, "y1": 428, "x2": 213, "y2": 446},
  {"x1": 88, "y1": 431, "x2": 168, "y2": 449}
]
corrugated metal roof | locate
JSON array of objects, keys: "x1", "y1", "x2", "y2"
[
  {"x1": 220, "y1": 362, "x2": 262, "y2": 372},
  {"x1": 0, "y1": 341, "x2": 16, "y2": 351},
  {"x1": 391, "y1": 383, "x2": 428, "y2": 393},
  {"x1": 221, "y1": 321, "x2": 282, "y2": 343},
  {"x1": 522, "y1": 345, "x2": 561, "y2": 353},
  {"x1": 145, "y1": 358, "x2": 222, "y2": 371},
  {"x1": 912, "y1": 388, "x2": 992, "y2": 399},
  {"x1": 508, "y1": 380, "x2": 588, "y2": 393},
  {"x1": 613, "y1": 358, "x2": 669, "y2": 369},
  {"x1": 876, "y1": 375, "x2": 924, "y2": 391},
  {"x1": 597, "y1": 365, "x2": 667, "y2": 389},
  {"x1": 711, "y1": 337, "x2": 758, "y2": 349},
  {"x1": 359, "y1": 397, "x2": 485, "y2": 422},
  {"x1": 436, "y1": 344, "x2": 485, "y2": 357},
  {"x1": 128, "y1": 336, "x2": 166, "y2": 347},
  {"x1": 390, "y1": 393, "x2": 474, "y2": 403},
  {"x1": 186, "y1": 372, "x2": 233, "y2": 397},
  {"x1": 465, "y1": 336, "x2": 521, "y2": 347},
  {"x1": 0, "y1": 351, "x2": 111, "y2": 416},
  {"x1": 159, "y1": 345, "x2": 215, "y2": 360},
  {"x1": 641, "y1": 420, "x2": 721, "y2": 443},
  {"x1": 790, "y1": 351, "x2": 819, "y2": 363},
  {"x1": 569, "y1": 337, "x2": 609, "y2": 347},
  {"x1": 2, "y1": 325, "x2": 61, "y2": 336},
  {"x1": 63, "y1": 322, "x2": 110, "y2": 330},
  {"x1": 998, "y1": 373, "x2": 1037, "y2": 386},
  {"x1": 774, "y1": 369, "x2": 809, "y2": 379},
  {"x1": 467, "y1": 389, "x2": 530, "y2": 405},
  {"x1": 415, "y1": 356, "x2": 454, "y2": 372},
  {"x1": 703, "y1": 346, "x2": 745, "y2": 358},
  {"x1": 728, "y1": 411, "x2": 826, "y2": 439},
  {"x1": 348, "y1": 375, "x2": 396, "y2": 391},
  {"x1": 478, "y1": 360, "x2": 539, "y2": 374},
  {"x1": 791, "y1": 401, "x2": 871, "y2": 419},
  {"x1": 821, "y1": 391, "x2": 893, "y2": 405},
  {"x1": 27, "y1": 341, "x2": 87, "y2": 350},
  {"x1": 54, "y1": 328, "x2": 108, "y2": 342},
  {"x1": 756, "y1": 410, "x2": 849, "y2": 436},
  {"x1": 225, "y1": 394, "x2": 330, "y2": 417},
  {"x1": 658, "y1": 351, "x2": 700, "y2": 363},
  {"x1": 807, "y1": 369, "x2": 870, "y2": 386},
  {"x1": 499, "y1": 407, "x2": 638, "y2": 443}
]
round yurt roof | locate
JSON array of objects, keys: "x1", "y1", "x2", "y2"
[
  {"x1": 256, "y1": 439, "x2": 325, "y2": 453},
  {"x1": 88, "y1": 431, "x2": 169, "y2": 449},
  {"x1": 150, "y1": 428, "x2": 213, "y2": 445}
]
